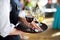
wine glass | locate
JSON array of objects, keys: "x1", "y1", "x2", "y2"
[
  {"x1": 25, "y1": 15, "x2": 34, "y2": 23},
  {"x1": 25, "y1": 12, "x2": 35, "y2": 32},
  {"x1": 25, "y1": 8, "x2": 34, "y2": 22}
]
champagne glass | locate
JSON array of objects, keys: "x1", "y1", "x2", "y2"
[
  {"x1": 34, "y1": 8, "x2": 45, "y2": 22},
  {"x1": 25, "y1": 11, "x2": 35, "y2": 32},
  {"x1": 37, "y1": 13, "x2": 45, "y2": 23},
  {"x1": 33, "y1": 8, "x2": 45, "y2": 27}
]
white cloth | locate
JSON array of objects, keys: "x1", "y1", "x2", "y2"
[{"x1": 0, "y1": 0, "x2": 15, "y2": 37}]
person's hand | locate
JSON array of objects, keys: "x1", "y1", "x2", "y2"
[
  {"x1": 30, "y1": 21, "x2": 43, "y2": 31},
  {"x1": 9, "y1": 28, "x2": 24, "y2": 35}
]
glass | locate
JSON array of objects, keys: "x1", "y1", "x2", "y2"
[
  {"x1": 25, "y1": 15, "x2": 34, "y2": 23},
  {"x1": 33, "y1": 9, "x2": 45, "y2": 23},
  {"x1": 25, "y1": 10, "x2": 34, "y2": 23},
  {"x1": 37, "y1": 13, "x2": 44, "y2": 22}
]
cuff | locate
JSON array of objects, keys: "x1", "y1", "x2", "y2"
[{"x1": 0, "y1": 24, "x2": 15, "y2": 37}]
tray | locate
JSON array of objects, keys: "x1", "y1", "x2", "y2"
[{"x1": 15, "y1": 22, "x2": 48, "y2": 33}]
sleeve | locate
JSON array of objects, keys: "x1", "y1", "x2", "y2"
[
  {"x1": 14, "y1": 0, "x2": 21, "y2": 10},
  {"x1": 0, "y1": 0, "x2": 15, "y2": 37}
]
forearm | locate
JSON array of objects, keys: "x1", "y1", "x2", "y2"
[{"x1": 18, "y1": 17, "x2": 30, "y2": 27}]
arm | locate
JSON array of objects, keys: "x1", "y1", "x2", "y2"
[
  {"x1": 18, "y1": 16, "x2": 43, "y2": 31},
  {"x1": 9, "y1": 28, "x2": 24, "y2": 35},
  {"x1": 18, "y1": 16, "x2": 32, "y2": 28},
  {"x1": 18, "y1": 10, "x2": 42, "y2": 29}
]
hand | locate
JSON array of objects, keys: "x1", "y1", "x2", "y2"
[
  {"x1": 30, "y1": 21, "x2": 43, "y2": 31},
  {"x1": 9, "y1": 28, "x2": 24, "y2": 35}
]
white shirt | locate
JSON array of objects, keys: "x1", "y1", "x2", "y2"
[{"x1": 0, "y1": 0, "x2": 15, "y2": 37}]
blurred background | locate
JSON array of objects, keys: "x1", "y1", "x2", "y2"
[{"x1": 18, "y1": 0, "x2": 60, "y2": 40}]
